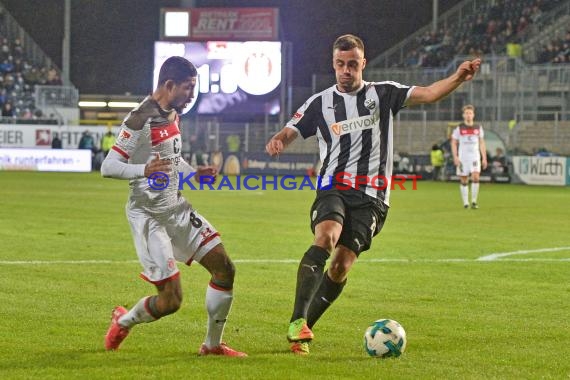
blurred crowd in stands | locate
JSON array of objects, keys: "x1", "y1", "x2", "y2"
[
  {"x1": 536, "y1": 30, "x2": 570, "y2": 64},
  {"x1": 401, "y1": 0, "x2": 567, "y2": 68},
  {"x1": 0, "y1": 9, "x2": 62, "y2": 122}
]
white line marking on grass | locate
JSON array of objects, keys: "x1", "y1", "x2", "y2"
[
  {"x1": 0, "y1": 258, "x2": 569, "y2": 265},
  {"x1": 0, "y1": 260, "x2": 139, "y2": 265},
  {"x1": 477, "y1": 246, "x2": 570, "y2": 261}
]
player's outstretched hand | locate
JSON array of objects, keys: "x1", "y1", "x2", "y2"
[
  {"x1": 196, "y1": 165, "x2": 218, "y2": 184},
  {"x1": 456, "y1": 58, "x2": 481, "y2": 82},
  {"x1": 144, "y1": 155, "x2": 172, "y2": 177},
  {"x1": 266, "y1": 138, "x2": 284, "y2": 156}
]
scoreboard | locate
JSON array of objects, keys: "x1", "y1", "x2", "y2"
[{"x1": 154, "y1": 40, "x2": 282, "y2": 115}]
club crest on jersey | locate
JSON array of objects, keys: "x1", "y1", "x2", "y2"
[
  {"x1": 364, "y1": 98, "x2": 376, "y2": 110},
  {"x1": 119, "y1": 130, "x2": 131, "y2": 139},
  {"x1": 330, "y1": 112, "x2": 379, "y2": 136}
]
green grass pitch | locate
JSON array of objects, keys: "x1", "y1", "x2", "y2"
[{"x1": 0, "y1": 172, "x2": 568, "y2": 379}]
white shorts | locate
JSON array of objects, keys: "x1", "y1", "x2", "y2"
[
  {"x1": 457, "y1": 158, "x2": 481, "y2": 176},
  {"x1": 126, "y1": 198, "x2": 222, "y2": 285}
]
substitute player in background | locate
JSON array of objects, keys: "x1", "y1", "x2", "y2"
[
  {"x1": 266, "y1": 34, "x2": 481, "y2": 355},
  {"x1": 451, "y1": 105, "x2": 487, "y2": 209},
  {"x1": 101, "y1": 56, "x2": 246, "y2": 357}
]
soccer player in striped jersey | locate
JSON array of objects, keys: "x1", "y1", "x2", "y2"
[
  {"x1": 451, "y1": 105, "x2": 487, "y2": 209},
  {"x1": 266, "y1": 34, "x2": 481, "y2": 355},
  {"x1": 101, "y1": 56, "x2": 246, "y2": 357}
]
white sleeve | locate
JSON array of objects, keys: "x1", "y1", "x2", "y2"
[
  {"x1": 451, "y1": 127, "x2": 460, "y2": 140},
  {"x1": 100, "y1": 149, "x2": 146, "y2": 179},
  {"x1": 100, "y1": 126, "x2": 146, "y2": 179}
]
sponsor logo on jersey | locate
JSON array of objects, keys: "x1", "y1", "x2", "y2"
[
  {"x1": 119, "y1": 130, "x2": 131, "y2": 139},
  {"x1": 291, "y1": 112, "x2": 303, "y2": 124},
  {"x1": 161, "y1": 154, "x2": 181, "y2": 166},
  {"x1": 331, "y1": 112, "x2": 379, "y2": 136},
  {"x1": 151, "y1": 123, "x2": 180, "y2": 145},
  {"x1": 459, "y1": 126, "x2": 480, "y2": 135}
]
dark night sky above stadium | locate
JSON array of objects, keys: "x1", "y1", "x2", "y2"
[{"x1": 3, "y1": 0, "x2": 460, "y2": 95}]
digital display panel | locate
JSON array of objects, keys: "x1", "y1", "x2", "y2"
[{"x1": 154, "y1": 41, "x2": 281, "y2": 115}]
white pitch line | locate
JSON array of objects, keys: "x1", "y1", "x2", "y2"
[
  {"x1": 0, "y1": 260, "x2": 139, "y2": 265},
  {"x1": 477, "y1": 246, "x2": 570, "y2": 261},
  {"x1": 0, "y1": 258, "x2": 569, "y2": 265}
]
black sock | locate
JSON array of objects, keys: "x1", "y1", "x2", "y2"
[
  {"x1": 290, "y1": 245, "x2": 329, "y2": 322},
  {"x1": 306, "y1": 273, "x2": 346, "y2": 329}
]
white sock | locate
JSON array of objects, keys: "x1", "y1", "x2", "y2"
[
  {"x1": 471, "y1": 182, "x2": 480, "y2": 204},
  {"x1": 118, "y1": 296, "x2": 157, "y2": 328},
  {"x1": 204, "y1": 283, "x2": 233, "y2": 349},
  {"x1": 460, "y1": 184, "x2": 469, "y2": 206}
]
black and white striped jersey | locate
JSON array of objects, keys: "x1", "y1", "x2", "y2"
[{"x1": 286, "y1": 81, "x2": 414, "y2": 205}]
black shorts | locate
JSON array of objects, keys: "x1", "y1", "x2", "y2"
[{"x1": 309, "y1": 188, "x2": 388, "y2": 255}]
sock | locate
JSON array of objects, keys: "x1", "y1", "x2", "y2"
[
  {"x1": 118, "y1": 296, "x2": 158, "y2": 329},
  {"x1": 460, "y1": 184, "x2": 469, "y2": 206},
  {"x1": 471, "y1": 182, "x2": 479, "y2": 204},
  {"x1": 306, "y1": 273, "x2": 346, "y2": 329},
  {"x1": 204, "y1": 282, "x2": 233, "y2": 349},
  {"x1": 290, "y1": 245, "x2": 330, "y2": 322}
]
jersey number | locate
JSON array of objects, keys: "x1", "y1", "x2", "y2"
[{"x1": 190, "y1": 212, "x2": 203, "y2": 228}]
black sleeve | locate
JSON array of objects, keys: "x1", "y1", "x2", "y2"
[
  {"x1": 285, "y1": 96, "x2": 322, "y2": 139},
  {"x1": 375, "y1": 82, "x2": 411, "y2": 116}
]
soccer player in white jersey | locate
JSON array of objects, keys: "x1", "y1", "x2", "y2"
[
  {"x1": 266, "y1": 34, "x2": 481, "y2": 355},
  {"x1": 451, "y1": 104, "x2": 487, "y2": 209},
  {"x1": 101, "y1": 56, "x2": 246, "y2": 357}
]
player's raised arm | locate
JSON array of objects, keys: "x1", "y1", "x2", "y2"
[
  {"x1": 406, "y1": 58, "x2": 481, "y2": 106},
  {"x1": 266, "y1": 127, "x2": 298, "y2": 156}
]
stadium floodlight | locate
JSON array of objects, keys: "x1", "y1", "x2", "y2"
[
  {"x1": 107, "y1": 102, "x2": 140, "y2": 108},
  {"x1": 164, "y1": 11, "x2": 190, "y2": 37},
  {"x1": 78, "y1": 101, "x2": 107, "y2": 108}
]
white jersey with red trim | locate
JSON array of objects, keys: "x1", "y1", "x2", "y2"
[
  {"x1": 451, "y1": 123, "x2": 484, "y2": 162},
  {"x1": 112, "y1": 96, "x2": 184, "y2": 214}
]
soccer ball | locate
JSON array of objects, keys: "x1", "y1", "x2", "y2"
[{"x1": 363, "y1": 319, "x2": 407, "y2": 358}]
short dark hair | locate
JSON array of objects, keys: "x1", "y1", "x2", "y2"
[
  {"x1": 333, "y1": 34, "x2": 365, "y2": 54},
  {"x1": 158, "y1": 56, "x2": 197, "y2": 86}
]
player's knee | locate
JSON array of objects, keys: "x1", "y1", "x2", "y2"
[
  {"x1": 314, "y1": 234, "x2": 336, "y2": 253},
  {"x1": 212, "y1": 260, "x2": 235, "y2": 288},
  {"x1": 157, "y1": 293, "x2": 182, "y2": 316},
  {"x1": 165, "y1": 296, "x2": 182, "y2": 314},
  {"x1": 223, "y1": 260, "x2": 236, "y2": 282}
]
